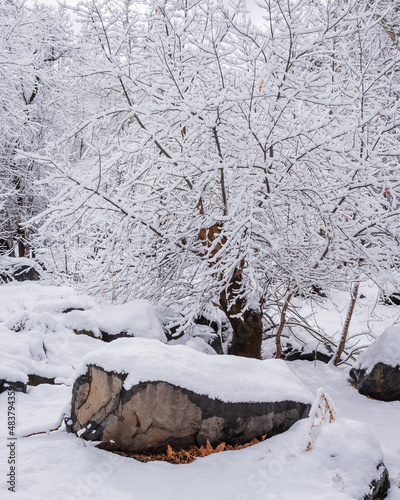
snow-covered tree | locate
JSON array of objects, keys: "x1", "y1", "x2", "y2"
[
  {"x1": 318, "y1": 0, "x2": 400, "y2": 363},
  {"x1": 35, "y1": 0, "x2": 400, "y2": 358},
  {"x1": 0, "y1": 0, "x2": 73, "y2": 258}
]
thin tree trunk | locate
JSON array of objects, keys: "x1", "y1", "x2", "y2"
[
  {"x1": 275, "y1": 292, "x2": 293, "y2": 359},
  {"x1": 333, "y1": 282, "x2": 360, "y2": 366},
  {"x1": 17, "y1": 238, "x2": 26, "y2": 258}
]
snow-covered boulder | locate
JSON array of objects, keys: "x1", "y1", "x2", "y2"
[
  {"x1": 156, "y1": 308, "x2": 225, "y2": 354},
  {"x1": 184, "y1": 336, "x2": 218, "y2": 355},
  {"x1": 33, "y1": 294, "x2": 96, "y2": 314},
  {"x1": 0, "y1": 294, "x2": 104, "y2": 388},
  {"x1": 66, "y1": 338, "x2": 313, "y2": 453},
  {"x1": 350, "y1": 326, "x2": 400, "y2": 401}
]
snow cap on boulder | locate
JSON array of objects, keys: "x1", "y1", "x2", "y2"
[
  {"x1": 352, "y1": 326, "x2": 400, "y2": 374},
  {"x1": 73, "y1": 337, "x2": 314, "y2": 403}
]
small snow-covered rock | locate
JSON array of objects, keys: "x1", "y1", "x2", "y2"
[
  {"x1": 62, "y1": 310, "x2": 102, "y2": 339},
  {"x1": 0, "y1": 256, "x2": 42, "y2": 283},
  {"x1": 193, "y1": 316, "x2": 223, "y2": 354},
  {"x1": 67, "y1": 338, "x2": 313, "y2": 452},
  {"x1": 350, "y1": 326, "x2": 400, "y2": 401},
  {"x1": 96, "y1": 300, "x2": 167, "y2": 343},
  {"x1": 283, "y1": 341, "x2": 334, "y2": 363},
  {"x1": 262, "y1": 325, "x2": 335, "y2": 363},
  {"x1": 0, "y1": 357, "x2": 29, "y2": 393}
]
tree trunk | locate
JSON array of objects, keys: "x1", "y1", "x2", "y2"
[
  {"x1": 333, "y1": 282, "x2": 359, "y2": 366},
  {"x1": 275, "y1": 292, "x2": 293, "y2": 359},
  {"x1": 225, "y1": 307, "x2": 263, "y2": 359},
  {"x1": 17, "y1": 232, "x2": 27, "y2": 258},
  {"x1": 199, "y1": 224, "x2": 263, "y2": 359},
  {"x1": 219, "y1": 267, "x2": 263, "y2": 359}
]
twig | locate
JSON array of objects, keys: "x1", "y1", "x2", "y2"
[{"x1": 22, "y1": 422, "x2": 63, "y2": 438}]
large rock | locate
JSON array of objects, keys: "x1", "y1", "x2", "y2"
[
  {"x1": 350, "y1": 326, "x2": 400, "y2": 401},
  {"x1": 66, "y1": 338, "x2": 313, "y2": 453}
]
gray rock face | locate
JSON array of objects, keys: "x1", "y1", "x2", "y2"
[
  {"x1": 350, "y1": 362, "x2": 400, "y2": 402},
  {"x1": 66, "y1": 365, "x2": 311, "y2": 453}
]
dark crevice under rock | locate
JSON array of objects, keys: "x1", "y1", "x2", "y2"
[
  {"x1": 73, "y1": 329, "x2": 98, "y2": 339},
  {"x1": 100, "y1": 330, "x2": 132, "y2": 343},
  {"x1": 63, "y1": 307, "x2": 86, "y2": 314},
  {"x1": 28, "y1": 374, "x2": 56, "y2": 386}
]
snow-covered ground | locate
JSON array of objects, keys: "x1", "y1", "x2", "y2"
[{"x1": 0, "y1": 282, "x2": 399, "y2": 499}]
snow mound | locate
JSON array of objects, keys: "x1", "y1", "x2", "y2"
[
  {"x1": 311, "y1": 417, "x2": 386, "y2": 499},
  {"x1": 0, "y1": 327, "x2": 31, "y2": 383},
  {"x1": 184, "y1": 336, "x2": 217, "y2": 355},
  {"x1": 32, "y1": 295, "x2": 96, "y2": 314},
  {"x1": 6, "y1": 311, "x2": 57, "y2": 333},
  {"x1": 74, "y1": 338, "x2": 314, "y2": 404},
  {"x1": 95, "y1": 300, "x2": 166, "y2": 342},
  {"x1": 0, "y1": 356, "x2": 29, "y2": 384},
  {"x1": 352, "y1": 325, "x2": 400, "y2": 373},
  {"x1": 0, "y1": 285, "x2": 105, "y2": 386},
  {"x1": 302, "y1": 390, "x2": 386, "y2": 499}
]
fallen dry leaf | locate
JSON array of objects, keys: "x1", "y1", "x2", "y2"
[{"x1": 96, "y1": 433, "x2": 268, "y2": 464}]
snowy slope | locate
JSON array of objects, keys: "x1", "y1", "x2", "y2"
[
  {"x1": 0, "y1": 282, "x2": 399, "y2": 499},
  {"x1": 0, "y1": 372, "x2": 398, "y2": 500}
]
